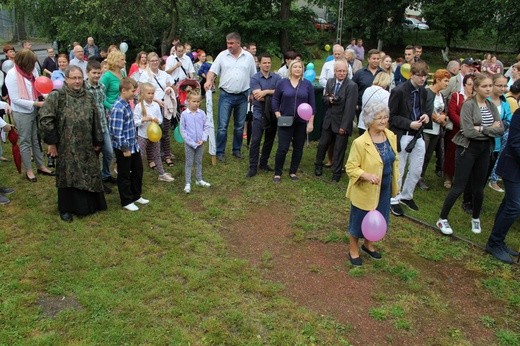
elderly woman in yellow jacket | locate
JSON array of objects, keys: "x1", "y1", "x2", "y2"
[{"x1": 346, "y1": 102, "x2": 399, "y2": 266}]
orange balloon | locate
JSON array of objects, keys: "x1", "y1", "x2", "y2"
[{"x1": 147, "y1": 122, "x2": 162, "y2": 142}]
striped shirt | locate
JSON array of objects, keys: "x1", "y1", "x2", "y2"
[
  {"x1": 85, "y1": 80, "x2": 108, "y2": 131},
  {"x1": 110, "y1": 97, "x2": 139, "y2": 153},
  {"x1": 480, "y1": 106, "x2": 494, "y2": 128}
]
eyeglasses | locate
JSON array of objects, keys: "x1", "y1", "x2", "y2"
[{"x1": 67, "y1": 76, "x2": 83, "y2": 81}]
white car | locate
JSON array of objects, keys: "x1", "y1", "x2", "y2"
[{"x1": 402, "y1": 17, "x2": 429, "y2": 30}]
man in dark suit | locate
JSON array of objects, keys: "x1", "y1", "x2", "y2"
[
  {"x1": 486, "y1": 108, "x2": 520, "y2": 264},
  {"x1": 388, "y1": 61, "x2": 430, "y2": 216},
  {"x1": 314, "y1": 59, "x2": 358, "y2": 182}
]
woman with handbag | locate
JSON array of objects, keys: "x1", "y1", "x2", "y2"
[
  {"x1": 417, "y1": 69, "x2": 450, "y2": 191},
  {"x1": 271, "y1": 60, "x2": 315, "y2": 182},
  {"x1": 437, "y1": 74, "x2": 504, "y2": 235}
]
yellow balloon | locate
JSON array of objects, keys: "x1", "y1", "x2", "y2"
[
  {"x1": 147, "y1": 122, "x2": 162, "y2": 142},
  {"x1": 401, "y1": 63, "x2": 411, "y2": 80},
  {"x1": 324, "y1": 44, "x2": 331, "y2": 52}
]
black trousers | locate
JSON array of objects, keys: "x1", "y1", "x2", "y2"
[
  {"x1": 274, "y1": 121, "x2": 307, "y2": 176},
  {"x1": 249, "y1": 116, "x2": 277, "y2": 170},
  {"x1": 114, "y1": 148, "x2": 143, "y2": 207},
  {"x1": 440, "y1": 141, "x2": 491, "y2": 219},
  {"x1": 315, "y1": 126, "x2": 349, "y2": 179}
]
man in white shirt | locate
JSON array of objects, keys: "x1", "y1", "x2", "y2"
[
  {"x1": 204, "y1": 32, "x2": 256, "y2": 162},
  {"x1": 318, "y1": 44, "x2": 344, "y2": 87},
  {"x1": 165, "y1": 43, "x2": 194, "y2": 84},
  {"x1": 69, "y1": 45, "x2": 87, "y2": 78}
]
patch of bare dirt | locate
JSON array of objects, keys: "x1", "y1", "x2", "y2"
[
  {"x1": 37, "y1": 295, "x2": 83, "y2": 318},
  {"x1": 220, "y1": 204, "x2": 505, "y2": 345}
]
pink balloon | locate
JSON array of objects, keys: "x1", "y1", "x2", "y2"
[
  {"x1": 162, "y1": 55, "x2": 168, "y2": 62},
  {"x1": 52, "y1": 79, "x2": 63, "y2": 90},
  {"x1": 192, "y1": 52, "x2": 198, "y2": 60},
  {"x1": 297, "y1": 103, "x2": 313, "y2": 121},
  {"x1": 361, "y1": 210, "x2": 387, "y2": 242}
]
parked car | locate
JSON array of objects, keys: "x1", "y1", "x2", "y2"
[
  {"x1": 314, "y1": 17, "x2": 335, "y2": 31},
  {"x1": 402, "y1": 17, "x2": 429, "y2": 30}
]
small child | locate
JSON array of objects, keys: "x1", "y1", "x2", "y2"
[
  {"x1": 133, "y1": 83, "x2": 174, "y2": 183},
  {"x1": 109, "y1": 78, "x2": 148, "y2": 211},
  {"x1": 179, "y1": 91, "x2": 210, "y2": 193}
]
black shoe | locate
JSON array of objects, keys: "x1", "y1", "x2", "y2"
[
  {"x1": 485, "y1": 243, "x2": 513, "y2": 264},
  {"x1": 435, "y1": 170, "x2": 443, "y2": 178},
  {"x1": 390, "y1": 203, "x2": 404, "y2": 216},
  {"x1": 103, "y1": 183, "x2": 112, "y2": 194},
  {"x1": 461, "y1": 202, "x2": 473, "y2": 215},
  {"x1": 217, "y1": 154, "x2": 226, "y2": 162},
  {"x1": 314, "y1": 165, "x2": 323, "y2": 176},
  {"x1": 37, "y1": 169, "x2": 56, "y2": 176},
  {"x1": 0, "y1": 194, "x2": 10, "y2": 205},
  {"x1": 103, "y1": 176, "x2": 118, "y2": 184},
  {"x1": 417, "y1": 178, "x2": 429, "y2": 191},
  {"x1": 348, "y1": 252, "x2": 362, "y2": 266},
  {"x1": 60, "y1": 212, "x2": 73, "y2": 222},
  {"x1": 332, "y1": 175, "x2": 341, "y2": 183},
  {"x1": 502, "y1": 244, "x2": 519, "y2": 257},
  {"x1": 0, "y1": 187, "x2": 14, "y2": 195},
  {"x1": 246, "y1": 169, "x2": 257, "y2": 178},
  {"x1": 400, "y1": 198, "x2": 419, "y2": 211},
  {"x1": 258, "y1": 165, "x2": 274, "y2": 172},
  {"x1": 289, "y1": 174, "x2": 299, "y2": 181},
  {"x1": 361, "y1": 245, "x2": 382, "y2": 259},
  {"x1": 232, "y1": 152, "x2": 242, "y2": 159}
]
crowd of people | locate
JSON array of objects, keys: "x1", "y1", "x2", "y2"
[{"x1": 0, "y1": 35, "x2": 519, "y2": 265}]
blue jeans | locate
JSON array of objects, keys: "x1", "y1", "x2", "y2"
[
  {"x1": 101, "y1": 128, "x2": 114, "y2": 180},
  {"x1": 488, "y1": 178, "x2": 520, "y2": 248},
  {"x1": 216, "y1": 89, "x2": 248, "y2": 156}
]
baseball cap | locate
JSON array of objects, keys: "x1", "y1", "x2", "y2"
[{"x1": 461, "y1": 58, "x2": 475, "y2": 66}]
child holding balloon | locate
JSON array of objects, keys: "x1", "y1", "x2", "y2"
[
  {"x1": 179, "y1": 91, "x2": 210, "y2": 194},
  {"x1": 133, "y1": 82, "x2": 174, "y2": 182}
]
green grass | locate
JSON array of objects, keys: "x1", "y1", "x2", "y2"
[{"x1": 0, "y1": 71, "x2": 519, "y2": 344}]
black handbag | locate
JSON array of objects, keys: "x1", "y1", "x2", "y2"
[{"x1": 277, "y1": 116, "x2": 294, "y2": 127}]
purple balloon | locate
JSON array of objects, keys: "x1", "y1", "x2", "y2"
[
  {"x1": 297, "y1": 103, "x2": 313, "y2": 121},
  {"x1": 52, "y1": 79, "x2": 64, "y2": 90},
  {"x1": 361, "y1": 210, "x2": 387, "y2": 242}
]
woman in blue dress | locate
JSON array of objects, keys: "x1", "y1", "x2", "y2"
[{"x1": 345, "y1": 102, "x2": 399, "y2": 266}]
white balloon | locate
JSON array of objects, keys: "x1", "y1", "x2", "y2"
[
  {"x1": 2, "y1": 60, "x2": 14, "y2": 74},
  {"x1": 119, "y1": 42, "x2": 128, "y2": 53}
]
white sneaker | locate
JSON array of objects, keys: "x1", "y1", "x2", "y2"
[
  {"x1": 471, "y1": 218, "x2": 481, "y2": 234},
  {"x1": 184, "y1": 184, "x2": 191, "y2": 194},
  {"x1": 436, "y1": 218, "x2": 453, "y2": 235},
  {"x1": 135, "y1": 197, "x2": 149, "y2": 205},
  {"x1": 158, "y1": 173, "x2": 175, "y2": 182},
  {"x1": 123, "y1": 203, "x2": 139, "y2": 211},
  {"x1": 195, "y1": 180, "x2": 211, "y2": 187}
]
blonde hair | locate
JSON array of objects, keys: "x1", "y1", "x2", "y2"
[
  {"x1": 107, "y1": 50, "x2": 125, "y2": 71},
  {"x1": 187, "y1": 90, "x2": 201, "y2": 101},
  {"x1": 138, "y1": 82, "x2": 156, "y2": 117},
  {"x1": 372, "y1": 72, "x2": 391, "y2": 89},
  {"x1": 288, "y1": 60, "x2": 303, "y2": 80}
]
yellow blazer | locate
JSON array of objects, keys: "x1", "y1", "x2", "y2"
[{"x1": 345, "y1": 128, "x2": 399, "y2": 211}]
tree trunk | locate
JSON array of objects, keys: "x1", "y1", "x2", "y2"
[
  {"x1": 13, "y1": 7, "x2": 27, "y2": 41},
  {"x1": 279, "y1": 0, "x2": 291, "y2": 53},
  {"x1": 161, "y1": 0, "x2": 179, "y2": 56}
]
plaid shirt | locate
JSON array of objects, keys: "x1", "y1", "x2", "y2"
[
  {"x1": 84, "y1": 80, "x2": 108, "y2": 131},
  {"x1": 109, "y1": 97, "x2": 139, "y2": 153}
]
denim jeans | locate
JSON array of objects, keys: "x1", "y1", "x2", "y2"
[
  {"x1": 488, "y1": 178, "x2": 520, "y2": 248},
  {"x1": 101, "y1": 128, "x2": 114, "y2": 179},
  {"x1": 216, "y1": 90, "x2": 248, "y2": 156}
]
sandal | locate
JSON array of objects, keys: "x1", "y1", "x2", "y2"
[
  {"x1": 148, "y1": 162, "x2": 157, "y2": 170},
  {"x1": 443, "y1": 180, "x2": 452, "y2": 189},
  {"x1": 165, "y1": 158, "x2": 174, "y2": 167}
]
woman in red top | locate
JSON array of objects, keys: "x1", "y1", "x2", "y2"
[{"x1": 444, "y1": 74, "x2": 475, "y2": 188}]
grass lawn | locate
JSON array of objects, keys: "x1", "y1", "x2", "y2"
[{"x1": 1, "y1": 72, "x2": 519, "y2": 344}]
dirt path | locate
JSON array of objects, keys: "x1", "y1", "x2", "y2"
[{"x1": 220, "y1": 205, "x2": 505, "y2": 345}]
